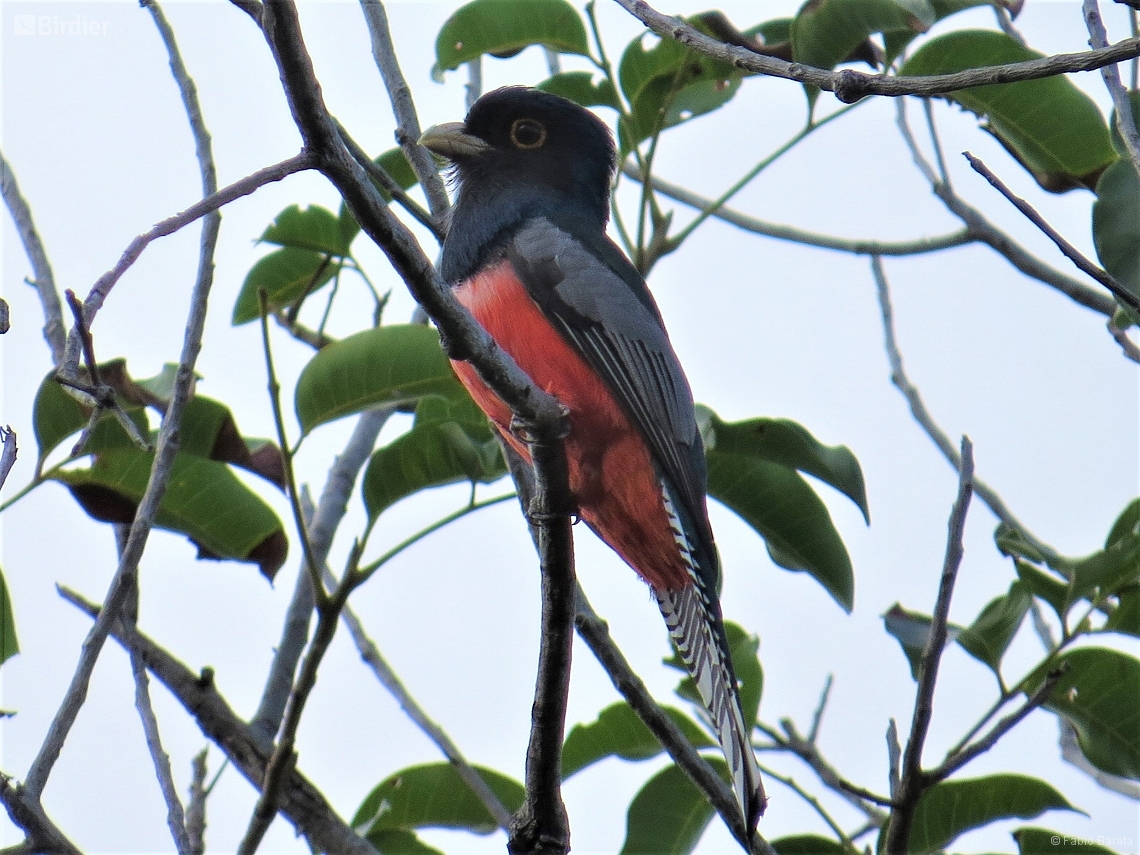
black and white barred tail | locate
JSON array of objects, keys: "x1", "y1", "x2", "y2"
[{"x1": 656, "y1": 484, "x2": 767, "y2": 832}]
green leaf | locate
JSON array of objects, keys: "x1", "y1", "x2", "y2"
[
  {"x1": 51, "y1": 449, "x2": 287, "y2": 580},
  {"x1": 339, "y1": 148, "x2": 420, "y2": 246},
  {"x1": 232, "y1": 247, "x2": 339, "y2": 326},
  {"x1": 883, "y1": 603, "x2": 962, "y2": 680},
  {"x1": 957, "y1": 580, "x2": 1030, "y2": 674},
  {"x1": 294, "y1": 325, "x2": 465, "y2": 434},
  {"x1": 176, "y1": 397, "x2": 286, "y2": 489},
  {"x1": 908, "y1": 774, "x2": 1077, "y2": 853},
  {"x1": 1015, "y1": 827, "x2": 1122, "y2": 854},
  {"x1": 772, "y1": 836, "x2": 848, "y2": 855},
  {"x1": 620, "y1": 761, "x2": 720, "y2": 855},
  {"x1": 561, "y1": 702, "x2": 714, "y2": 780},
  {"x1": 260, "y1": 205, "x2": 352, "y2": 256},
  {"x1": 134, "y1": 362, "x2": 181, "y2": 402},
  {"x1": 901, "y1": 31, "x2": 1117, "y2": 192},
  {"x1": 537, "y1": 71, "x2": 620, "y2": 110},
  {"x1": 365, "y1": 830, "x2": 446, "y2": 855},
  {"x1": 1093, "y1": 156, "x2": 1140, "y2": 312},
  {"x1": 0, "y1": 567, "x2": 19, "y2": 667},
  {"x1": 791, "y1": 0, "x2": 935, "y2": 73},
  {"x1": 1014, "y1": 559, "x2": 1069, "y2": 623},
  {"x1": 33, "y1": 371, "x2": 150, "y2": 466},
  {"x1": 1103, "y1": 585, "x2": 1140, "y2": 638},
  {"x1": 617, "y1": 24, "x2": 744, "y2": 154},
  {"x1": 433, "y1": 0, "x2": 589, "y2": 77},
  {"x1": 1106, "y1": 498, "x2": 1140, "y2": 548},
  {"x1": 362, "y1": 397, "x2": 506, "y2": 522},
  {"x1": 665, "y1": 621, "x2": 762, "y2": 728},
  {"x1": 1035, "y1": 647, "x2": 1140, "y2": 780},
  {"x1": 351, "y1": 763, "x2": 524, "y2": 837},
  {"x1": 697, "y1": 406, "x2": 868, "y2": 522},
  {"x1": 1068, "y1": 528, "x2": 1140, "y2": 607},
  {"x1": 707, "y1": 450, "x2": 854, "y2": 612}
]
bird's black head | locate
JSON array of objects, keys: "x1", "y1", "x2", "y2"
[{"x1": 421, "y1": 87, "x2": 616, "y2": 282}]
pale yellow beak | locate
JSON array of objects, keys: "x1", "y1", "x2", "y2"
[{"x1": 418, "y1": 122, "x2": 490, "y2": 160}]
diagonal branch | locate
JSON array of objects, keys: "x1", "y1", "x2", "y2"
[
  {"x1": 0, "y1": 148, "x2": 65, "y2": 364},
  {"x1": 58, "y1": 586, "x2": 378, "y2": 855},
  {"x1": 613, "y1": 0, "x2": 1140, "y2": 103},
  {"x1": 1084, "y1": 0, "x2": 1140, "y2": 175},
  {"x1": 0, "y1": 774, "x2": 82, "y2": 855},
  {"x1": 885, "y1": 437, "x2": 974, "y2": 854}
]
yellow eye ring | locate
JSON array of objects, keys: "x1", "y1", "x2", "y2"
[{"x1": 510, "y1": 118, "x2": 547, "y2": 149}]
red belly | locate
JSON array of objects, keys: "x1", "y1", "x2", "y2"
[{"x1": 451, "y1": 260, "x2": 689, "y2": 591}]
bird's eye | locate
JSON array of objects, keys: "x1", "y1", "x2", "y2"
[{"x1": 510, "y1": 118, "x2": 547, "y2": 149}]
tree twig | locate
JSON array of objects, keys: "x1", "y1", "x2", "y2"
[
  {"x1": 358, "y1": 0, "x2": 450, "y2": 221},
  {"x1": 57, "y1": 585, "x2": 378, "y2": 855},
  {"x1": 1084, "y1": 0, "x2": 1140, "y2": 175},
  {"x1": 186, "y1": 749, "x2": 208, "y2": 855},
  {"x1": 871, "y1": 256, "x2": 1061, "y2": 564},
  {"x1": 885, "y1": 437, "x2": 974, "y2": 854},
  {"x1": 620, "y1": 162, "x2": 972, "y2": 257},
  {"x1": 806, "y1": 674, "x2": 833, "y2": 745},
  {"x1": 0, "y1": 427, "x2": 17, "y2": 495},
  {"x1": 894, "y1": 99, "x2": 1117, "y2": 317},
  {"x1": 0, "y1": 773, "x2": 82, "y2": 855},
  {"x1": 965, "y1": 152, "x2": 1140, "y2": 315},
  {"x1": 0, "y1": 148, "x2": 65, "y2": 364},
  {"x1": 613, "y1": 0, "x2": 1140, "y2": 103}
]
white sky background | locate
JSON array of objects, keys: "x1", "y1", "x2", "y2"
[{"x1": 1, "y1": 0, "x2": 1138, "y2": 852}]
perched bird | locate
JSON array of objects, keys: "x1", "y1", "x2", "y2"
[{"x1": 420, "y1": 87, "x2": 766, "y2": 831}]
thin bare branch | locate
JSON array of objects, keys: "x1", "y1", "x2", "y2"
[
  {"x1": 358, "y1": 0, "x2": 450, "y2": 221},
  {"x1": 621, "y1": 161, "x2": 972, "y2": 257},
  {"x1": 872, "y1": 256, "x2": 1062, "y2": 564},
  {"x1": 965, "y1": 152, "x2": 1139, "y2": 315},
  {"x1": 186, "y1": 749, "x2": 208, "y2": 855},
  {"x1": 1108, "y1": 318, "x2": 1140, "y2": 363},
  {"x1": 613, "y1": 0, "x2": 1140, "y2": 103},
  {"x1": 886, "y1": 438, "x2": 974, "y2": 854},
  {"x1": 58, "y1": 586, "x2": 379, "y2": 855},
  {"x1": 466, "y1": 58, "x2": 483, "y2": 112},
  {"x1": 0, "y1": 148, "x2": 65, "y2": 364},
  {"x1": 0, "y1": 428, "x2": 16, "y2": 495},
  {"x1": 806, "y1": 674, "x2": 833, "y2": 745},
  {"x1": 0, "y1": 774, "x2": 82, "y2": 855},
  {"x1": 131, "y1": 650, "x2": 193, "y2": 854},
  {"x1": 771, "y1": 720, "x2": 892, "y2": 817},
  {"x1": 894, "y1": 99, "x2": 1117, "y2": 317},
  {"x1": 1085, "y1": 0, "x2": 1140, "y2": 174}
]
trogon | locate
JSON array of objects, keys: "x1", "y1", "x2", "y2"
[{"x1": 420, "y1": 86, "x2": 766, "y2": 832}]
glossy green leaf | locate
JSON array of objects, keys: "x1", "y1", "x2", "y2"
[
  {"x1": 1015, "y1": 827, "x2": 1122, "y2": 854},
  {"x1": 1093, "y1": 156, "x2": 1140, "y2": 311},
  {"x1": 617, "y1": 24, "x2": 744, "y2": 154},
  {"x1": 1035, "y1": 647, "x2": 1140, "y2": 780},
  {"x1": 791, "y1": 0, "x2": 934, "y2": 74},
  {"x1": 957, "y1": 580, "x2": 1030, "y2": 673},
  {"x1": 33, "y1": 371, "x2": 150, "y2": 466},
  {"x1": 362, "y1": 397, "x2": 506, "y2": 522},
  {"x1": 433, "y1": 0, "x2": 589, "y2": 76},
  {"x1": 232, "y1": 247, "x2": 339, "y2": 325},
  {"x1": 562, "y1": 702, "x2": 714, "y2": 780},
  {"x1": 1106, "y1": 498, "x2": 1140, "y2": 547},
  {"x1": 708, "y1": 450, "x2": 854, "y2": 611},
  {"x1": 665, "y1": 621, "x2": 762, "y2": 728},
  {"x1": 698, "y1": 406, "x2": 868, "y2": 522},
  {"x1": 135, "y1": 362, "x2": 181, "y2": 402},
  {"x1": 351, "y1": 763, "x2": 524, "y2": 837},
  {"x1": 1103, "y1": 585, "x2": 1140, "y2": 638},
  {"x1": 537, "y1": 71, "x2": 620, "y2": 110},
  {"x1": 294, "y1": 325, "x2": 464, "y2": 434},
  {"x1": 339, "y1": 148, "x2": 420, "y2": 247},
  {"x1": 0, "y1": 567, "x2": 19, "y2": 667},
  {"x1": 772, "y1": 836, "x2": 847, "y2": 855},
  {"x1": 1068, "y1": 528, "x2": 1140, "y2": 607},
  {"x1": 883, "y1": 603, "x2": 962, "y2": 680},
  {"x1": 1014, "y1": 559, "x2": 1069, "y2": 623},
  {"x1": 176, "y1": 397, "x2": 286, "y2": 488},
  {"x1": 908, "y1": 774, "x2": 1077, "y2": 853},
  {"x1": 260, "y1": 205, "x2": 352, "y2": 256},
  {"x1": 363, "y1": 830, "x2": 445, "y2": 855},
  {"x1": 901, "y1": 31, "x2": 1117, "y2": 192},
  {"x1": 620, "y1": 761, "x2": 721, "y2": 854},
  {"x1": 51, "y1": 449, "x2": 287, "y2": 579}
]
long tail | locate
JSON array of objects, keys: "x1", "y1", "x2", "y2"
[
  {"x1": 655, "y1": 489, "x2": 767, "y2": 832},
  {"x1": 656, "y1": 585, "x2": 766, "y2": 831}
]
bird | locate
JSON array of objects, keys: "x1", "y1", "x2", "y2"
[{"x1": 420, "y1": 86, "x2": 766, "y2": 832}]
